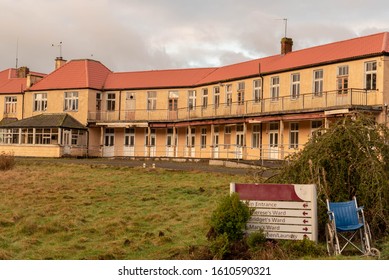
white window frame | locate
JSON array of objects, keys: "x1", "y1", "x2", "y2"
[
  {"x1": 147, "y1": 91, "x2": 157, "y2": 111},
  {"x1": 289, "y1": 122, "x2": 299, "y2": 149},
  {"x1": 33, "y1": 93, "x2": 47, "y2": 112},
  {"x1": 291, "y1": 73, "x2": 300, "y2": 99},
  {"x1": 252, "y1": 124, "x2": 260, "y2": 148},
  {"x1": 337, "y1": 65, "x2": 349, "y2": 94},
  {"x1": 270, "y1": 76, "x2": 280, "y2": 101},
  {"x1": 365, "y1": 61, "x2": 377, "y2": 90},
  {"x1": 225, "y1": 84, "x2": 232, "y2": 106},
  {"x1": 188, "y1": 90, "x2": 196, "y2": 110},
  {"x1": 202, "y1": 88, "x2": 208, "y2": 108},
  {"x1": 106, "y1": 93, "x2": 116, "y2": 111},
  {"x1": 253, "y1": 79, "x2": 261, "y2": 103},
  {"x1": 4, "y1": 96, "x2": 17, "y2": 114},
  {"x1": 313, "y1": 70, "x2": 323, "y2": 96},
  {"x1": 201, "y1": 128, "x2": 207, "y2": 149},
  {"x1": 64, "y1": 91, "x2": 79, "y2": 111},
  {"x1": 237, "y1": 82, "x2": 245, "y2": 105}
]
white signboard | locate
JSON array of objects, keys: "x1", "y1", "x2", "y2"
[{"x1": 231, "y1": 183, "x2": 318, "y2": 242}]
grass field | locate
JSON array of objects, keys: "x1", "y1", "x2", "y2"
[{"x1": 0, "y1": 159, "x2": 249, "y2": 260}]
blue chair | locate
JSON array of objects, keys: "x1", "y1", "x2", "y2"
[{"x1": 325, "y1": 197, "x2": 379, "y2": 256}]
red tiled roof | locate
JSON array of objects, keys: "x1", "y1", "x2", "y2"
[
  {"x1": 29, "y1": 59, "x2": 112, "y2": 91},
  {"x1": 0, "y1": 69, "x2": 26, "y2": 94},
  {"x1": 104, "y1": 68, "x2": 217, "y2": 90},
  {"x1": 199, "y1": 32, "x2": 389, "y2": 84}
]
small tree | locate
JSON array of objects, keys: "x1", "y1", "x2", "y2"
[{"x1": 268, "y1": 113, "x2": 389, "y2": 238}]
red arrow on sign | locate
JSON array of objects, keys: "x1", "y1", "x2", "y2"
[
  {"x1": 303, "y1": 219, "x2": 309, "y2": 224},
  {"x1": 303, "y1": 211, "x2": 308, "y2": 216},
  {"x1": 303, "y1": 203, "x2": 309, "y2": 208},
  {"x1": 303, "y1": 227, "x2": 308, "y2": 231}
]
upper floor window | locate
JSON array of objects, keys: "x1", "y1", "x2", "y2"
[
  {"x1": 107, "y1": 93, "x2": 116, "y2": 111},
  {"x1": 365, "y1": 61, "x2": 377, "y2": 90},
  {"x1": 237, "y1": 82, "x2": 245, "y2": 105},
  {"x1": 291, "y1": 73, "x2": 300, "y2": 99},
  {"x1": 202, "y1": 88, "x2": 208, "y2": 108},
  {"x1": 313, "y1": 70, "x2": 323, "y2": 96},
  {"x1": 337, "y1": 65, "x2": 349, "y2": 94},
  {"x1": 34, "y1": 93, "x2": 47, "y2": 112},
  {"x1": 214, "y1": 86, "x2": 220, "y2": 108},
  {"x1": 225, "y1": 84, "x2": 232, "y2": 106},
  {"x1": 253, "y1": 79, "x2": 261, "y2": 103},
  {"x1": 147, "y1": 91, "x2": 157, "y2": 111},
  {"x1": 96, "y1": 92, "x2": 102, "y2": 111},
  {"x1": 271, "y1": 76, "x2": 280, "y2": 101},
  {"x1": 188, "y1": 90, "x2": 196, "y2": 110},
  {"x1": 168, "y1": 91, "x2": 178, "y2": 111},
  {"x1": 4, "y1": 96, "x2": 17, "y2": 114},
  {"x1": 64, "y1": 91, "x2": 78, "y2": 111}
]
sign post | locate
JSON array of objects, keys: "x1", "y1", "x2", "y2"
[{"x1": 231, "y1": 183, "x2": 318, "y2": 242}]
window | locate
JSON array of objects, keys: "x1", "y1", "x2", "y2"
[
  {"x1": 147, "y1": 91, "x2": 157, "y2": 110},
  {"x1": 124, "y1": 128, "x2": 135, "y2": 146},
  {"x1": 365, "y1": 61, "x2": 377, "y2": 90},
  {"x1": 224, "y1": 126, "x2": 231, "y2": 149},
  {"x1": 104, "y1": 128, "x2": 115, "y2": 146},
  {"x1": 337, "y1": 65, "x2": 349, "y2": 94},
  {"x1": 253, "y1": 80, "x2": 261, "y2": 103},
  {"x1": 186, "y1": 128, "x2": 195, "y2": 147},
  {"x1": 271, "y1": 76, "x2": 280, "y2": 101},
  {"x1": 4, "y1": 96, "x2": 17, "y2": 114},
  {"x1": 21, "y1": 128, "x2": 33, "y2": 144},
  {"x1": 202, "y1": 88, "x2": 208, "y2": 108},
  {"x1": 0, "y1": 128, "x2": 19, "y2": 144},
  {"x1": 34, "y1": 93, "x2": 47, "y2": 112},
  {"x1": 225, "y1": 84, "x2": 232, "y2": 106},
  {"x1": 96, "y1": 93, "x2": 102, "y2": 110},
  {"x1": 188, "y1": 90, "x2": 196, "y2": 110},
  {"x1": 145, "y1": 128, "x2": 156, "y2": 146},
  {"x1": 168, "y1": 91, "x2": 178, "y2": 111},
  {"x1": 311, "y1": 120, "x2": 323, "y2": 137},
  {"x1": 291, "y1": 73, "x2": 300, "y2": 99},
  {"x1": 35, "y1": 128, "x2": 53, "y2": 144},
  {"x1": 252, "y1": 124, "x2": 260, "y2": 148},
  {"x1": 313, "y1": 70, "x2": 323, "y2": 96},
  {"x1": 201, "y1": 128, "x2": 207, "y2": 148},
  {"x1": 214, "y1": 86, "x2": 220, "y2": 108},
  {"x1": 289, "y1": 123, "x2": 299, "y2": 149},
  {"x1": 107, "y1": 93, "x2": 116, "y2": 111},
  {"x1": 64, "y1": 91, "x2": 79, "y2": 111},
  {"x1": 237, "y1": 82, "x2": 245, "y2": 105}
]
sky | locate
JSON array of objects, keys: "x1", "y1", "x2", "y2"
[{"x1": 1, "y1": 0, "x2": 389, "y2": 74}]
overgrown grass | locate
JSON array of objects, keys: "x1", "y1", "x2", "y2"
[
  {"x1": 0, "y1": 159, "x2": 387, "y2": 260},
  {"x1": 0, "y1": 160, "x2": 248, "y2": 260}
]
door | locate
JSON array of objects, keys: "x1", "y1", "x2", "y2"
[
  {"x1": 123, "y1": 128, "x2": 135, "y2": 157},
  {"x1": 145, "y1": 129, "x2": 156, "y2": 157},
  {"x1": 184, "y1": 128, "x2": 196, "y2": 157},
  {"x1": 125, "y1": 92, "x2": 136, "y2": 120},
  {"x1": 63, "y1": 130, "x2": 71, "y2": 155},
  {"x1": 235, "y1": 125, "x2": 244, "y2": 159},
  {"x1": 103, "y1": 128, "x2": 115, "y2": 157},
  {"x1": 269, "y1": 122, "x2": 279, "y2": 159},
  {"x1": 212, "y1": 127, "x2": 219, "y2": 159},
  {"x1": 166, "y1": 128, "x2": 177, "y2": 157}
]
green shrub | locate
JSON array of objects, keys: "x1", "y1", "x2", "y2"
[
  {"x1": 210, "y1": 192, "x2": 251, "y2": 241},
  {"x1": 0, "y1": 152, "x2": 15, "y2": 171},
  {"x1": 246, "y1": 230, "x2": 267, "y2": 250},
  {"x1": 210, "y1": 233, "x2": 230, "y2": 259}
]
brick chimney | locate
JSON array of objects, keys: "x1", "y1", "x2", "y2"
[
  {"x1": 55, "y1": 57, "x2": 67, "y2": 69},
  {"x1": 281, "y1": 37, "x2": 293, "y2": 55},
  {"x1": 17, "y1": 66, "x2": 30, "y2": 78}
]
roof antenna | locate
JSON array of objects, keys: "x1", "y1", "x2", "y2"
[
  {"x1": 52, "y1": 41, "x2": 63, "y2": 58},
  {"x1": 15, "y1": 38, "x2": 19, "y2": 69},
  {"x1": 275, "y1": 18, "x2": 288, "y2": 38}
]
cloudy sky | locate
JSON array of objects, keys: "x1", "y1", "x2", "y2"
[{"x1": 1, "y1": 0, "x2": 389, "y2": 74}]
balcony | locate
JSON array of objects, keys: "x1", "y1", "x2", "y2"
[{"x1": 88, "y1": 89, "x2": 382, "y2": 123}]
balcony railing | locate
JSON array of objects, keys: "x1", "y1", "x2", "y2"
[{"x1": 88, "y1": 89, "x2": 381, "y2": 122}]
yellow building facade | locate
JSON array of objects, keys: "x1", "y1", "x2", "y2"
[{"x1": 1, "y1": 33, "x2": 388, "y2": 160}]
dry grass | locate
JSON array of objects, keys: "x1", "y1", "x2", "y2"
[{"x1": 0, "y1": 160, "x2": 248, "y2": 260}]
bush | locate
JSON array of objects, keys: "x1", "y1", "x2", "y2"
[
  {"x1": 268, "y1": 114, "x2": 389, "y2": 239},
  {"x1": 210, "y1": 192, "x2": 251, "y2": 241},
  {"x1": 246, "y1": 230, "x2": 267, "y2": 250},
  {"x1": 0, "y1": 152, "x2": 15, "y2": 171}
]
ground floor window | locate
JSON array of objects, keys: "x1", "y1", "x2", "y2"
[
  {"x1": 252, "y1": 124, "x2": 260, "y2": 148},
  {"x1": 289, "y1": 123, "x2": 299, "y2": 149},
  {"x1": 201, "y1": 128, "x2": 207, "y2": 148}
]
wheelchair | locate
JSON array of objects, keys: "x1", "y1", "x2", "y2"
[{"x1": 325, "y1": 197, "x2": 380, "y2": 257}]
